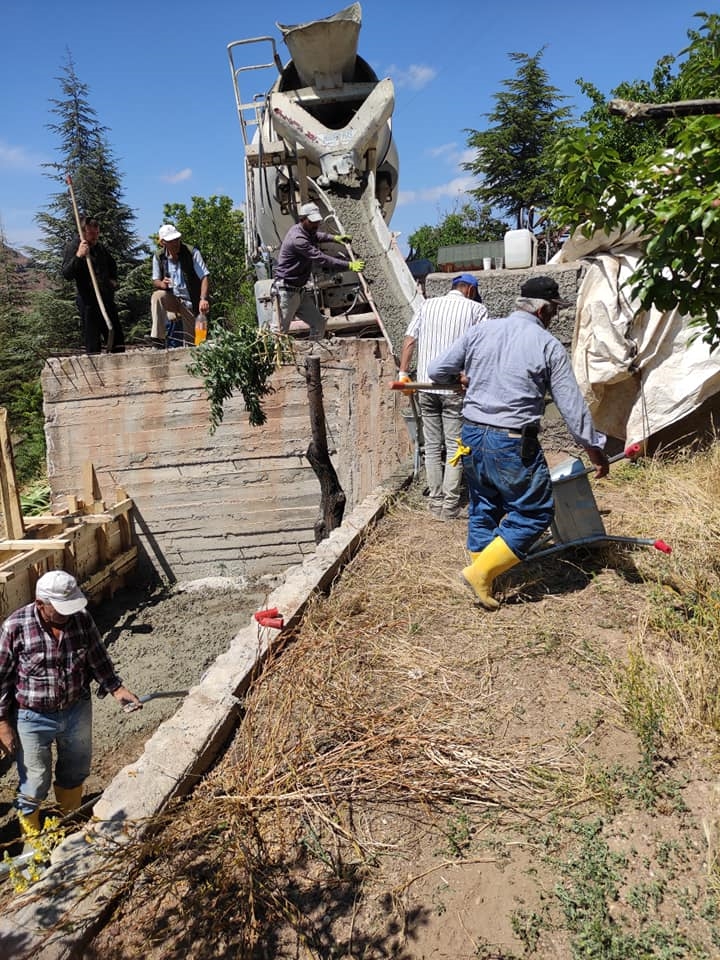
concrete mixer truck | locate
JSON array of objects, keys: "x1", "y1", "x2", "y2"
[{"x1": 227, "y1": 2, "x2": 422, "y2": 355}]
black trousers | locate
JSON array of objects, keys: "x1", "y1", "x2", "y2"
[{"x1": 78, "y1": 296, "x2": 125, "y2": 354}]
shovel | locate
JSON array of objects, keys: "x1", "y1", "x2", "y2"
[
  {"x1": 389, "y1": 380, "x2": 463, "y2": 392},
  {"x1": 65, "y1": 174, "x2": 115, "y2": 352},
  {"x1": 122, "y1": 690, "x2": 189, "y2": 713}
]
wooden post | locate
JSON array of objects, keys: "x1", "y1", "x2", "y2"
[
  {"x1": 0, "y1": 408, "x2": 25, "y2": 540},
  {"x1": 304, "y1": 356, "x2": 346, "y2": 544}
]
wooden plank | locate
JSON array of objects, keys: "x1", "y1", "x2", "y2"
[
  {"x1": 81, "y1": 546, "x2": 138, "y2": 596},
  {"x1": 0, "y1": 547, "x2": 67, "y2": 581},
  {"x1": 78, "y1": 499, "x2": 134, "y2": 522},
  {"x1": 1, "y1": 538, "x2": 73, "y2": 550},
  {"x1": 83, "y1": 462, "x2": 105, "y2": 513},
  {"x1": 0, "y1": 408, "x2": 25, "y2": 540}
]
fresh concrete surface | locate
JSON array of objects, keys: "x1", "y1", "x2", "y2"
[{"x1": 0, "y1": 474, "x2": 409, "y2": 960}]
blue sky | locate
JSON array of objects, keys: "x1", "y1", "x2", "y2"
[{"x1": 0, "y1": 0, "x2": 706, "y2": 256}]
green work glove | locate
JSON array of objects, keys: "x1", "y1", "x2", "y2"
[
  {"x1": 333, "y1": 233, "x2": 352, "y2": 243},
  {"x1": 349, "y1": 260, "x2": 365, "y2": 272}
]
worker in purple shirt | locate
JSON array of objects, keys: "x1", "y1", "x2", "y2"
[
  {"x1": 0, "y1": 570, "x2": 141, "y2": 836},
  {"x1": 428, "y1": 275, "x2": 609, "y2": 610},
  {"x1": 271, "y1": 202, "x2": 365, "y2": 340}
]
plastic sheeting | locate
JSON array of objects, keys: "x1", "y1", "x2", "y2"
[{"x1": 556, "y1": 228, "x2": 720, "y2": 444}]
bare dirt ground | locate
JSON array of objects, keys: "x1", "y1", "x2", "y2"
[
  {"x1": 0, "y1": 576, "x2": 268, "y2": 867},
  {"x1": 70, "y1": 452, "x2": 720, "y2": 960}
]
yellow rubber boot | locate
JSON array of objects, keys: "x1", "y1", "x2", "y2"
[
  {"x1": 462, "y1": 536, "x2": 520, "y2": 609},
  {"x1": 19, "y1": 808, "x2": 41, "y2": 836},
  {"x1": 54, "y1": 783, "x2": 83, "y2": 815}
]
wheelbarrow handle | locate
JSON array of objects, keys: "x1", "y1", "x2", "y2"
[{"x1": 580, "y1": 443, "x2": 643, "y2": 477}]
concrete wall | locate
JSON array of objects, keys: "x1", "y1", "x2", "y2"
[
  {"x1": 41, "y1": 338, "x2": 411, "y2": 584},
  {"x1": 425, "y1": 261, "x2": 584, "y2": 350}
]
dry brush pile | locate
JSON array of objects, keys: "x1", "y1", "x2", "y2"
[{"x1": 85, "y1": 441, "x2": 720, "y2": 959}]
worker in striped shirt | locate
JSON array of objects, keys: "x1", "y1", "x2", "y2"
[{"x1": 398, "y1": 274, "x2": 488, "y2": 520}]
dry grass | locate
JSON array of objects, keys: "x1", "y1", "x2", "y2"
[
  {"x1": 86, "y1": 441, "x2": 720, "y2": 959},
  {"x1": 600, "y1": 443, "x2": 720, "y2": 746}
]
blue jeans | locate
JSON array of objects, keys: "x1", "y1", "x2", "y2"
[
  {"x1": 461, "y1": 423, "x2": 554, "y2": 558},
  {"x1": 15, "y1": 695, "x2": 92, "y2": 814}
]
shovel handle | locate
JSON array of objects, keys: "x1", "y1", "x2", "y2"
[
  {"x1": 65, "y1": 174, "x2": 115, "y2": 349},
  {"x1": 389, "y1": 380, "x2": 463, "y2": 392}
]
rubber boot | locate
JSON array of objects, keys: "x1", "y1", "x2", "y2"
[
  {"x1": 54, "y1": 783, "x2": 83, "y2": 815},
  {"x1": 19, "y1": 808, "x2": 41, "y2": 836},
  {"x1": 462, "y1": 536, "x2": 520, "y2": 609}
]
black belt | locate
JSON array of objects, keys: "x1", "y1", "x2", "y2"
[
  {"x1": 273, "y1": 281, "x2": 305, "y2": 291},
  {"x1": 463, "y1": 418, "x2": 524, "y2": 438}
]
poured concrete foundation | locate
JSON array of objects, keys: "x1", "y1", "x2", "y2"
[{"x1": 41, "y1": 337, "x2": 411, "y2": 585}]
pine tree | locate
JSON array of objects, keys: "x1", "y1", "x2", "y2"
[
  {"x1": 32, "y1": 51, "x2": 142, "y2": 278},
  {"x1": 464, "y1": 49, "x2": 571, "y2": 230}
]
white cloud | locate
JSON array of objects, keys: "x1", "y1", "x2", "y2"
[
  {"x1": 160, "y1": 168, "x2": 192, "y2": 184},
  {"x1": 397, "y1": 175, "x2": 477, "y2": 206},
  {"x1": 386, "y1": 63, "x2": 436, "y2": 90},
  {"x1": 0, "y1": 140, "x2": 44, "y2": 172},
  {"x1": 427, "y1": 142, "x2": 457, "y2": 159},
  {"x1": 426, "y1": 143, "x2": 475, "y2": 167}
]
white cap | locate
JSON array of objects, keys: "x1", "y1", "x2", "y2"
[
  {"x1": 36, "y1": 570, "x2": 88, "y2": 615},
  {"x1": 298, "y1": 202, "x2": 323, "y2": 223},
  {"x1": 158, "y1": 224, "x2": 182, "y2": 242}
]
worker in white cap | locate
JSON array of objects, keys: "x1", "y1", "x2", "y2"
[
  {"x1": 0, "y1": 570, "x2": 141, "y2": 836},
  {"x1": 271, "y1": 201, "x2": 365, "y2": 339},
  {"x1": 151, "y1": 223, "x2": 210, "y2": 347}
]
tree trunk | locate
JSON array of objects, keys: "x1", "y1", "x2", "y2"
[
  {"x1": 304, "y1": 356, "x2": 346, "y2": 543},
  {"x1": 609, "y1": 97, "x2": 720, "y2": 121}
]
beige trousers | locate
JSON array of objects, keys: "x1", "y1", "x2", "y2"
[{"x1": 150, "y1": 290, "x2": 196, "y2": 344}]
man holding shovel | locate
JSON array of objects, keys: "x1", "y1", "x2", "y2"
[
  {"x1": 0, "y1": 571, "x2": 141, "y2": 837},
  {"x1": 62, "y1": 215, "x2": 125, "y2": 354},
  {"x1": 398, "y1": 273, "x2": 488, "y2": 521}
]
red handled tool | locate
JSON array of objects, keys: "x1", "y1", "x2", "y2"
[{"x1": 254, "y1": 607, "x2": 284, "y2": 629}]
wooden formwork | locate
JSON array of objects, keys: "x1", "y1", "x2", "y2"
[{"x1": 0, "y1": 410, "x2": 137, "y2": 620}]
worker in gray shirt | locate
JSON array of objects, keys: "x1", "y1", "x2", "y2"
[{"x1": 428, "y1": 275, "x2": 609, "y2": 609}]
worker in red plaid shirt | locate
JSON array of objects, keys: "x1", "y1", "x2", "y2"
[{"x1": 0, "y1": 570, "x2": 141, "y2": 836}]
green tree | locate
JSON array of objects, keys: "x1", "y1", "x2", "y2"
[
  {"x1": 33, "y1": 52, "x2": 142, "y2": 278},
  {"x1": 407, "y1": 202, "x2": 508, "y2": 264},
  {"x1": 573, "y1": 57, "x2": 682, "y2": 166},
  {"x1": 158, "y1": 195, "x2": 254, "y2": 330},
  {"x1": 549, "y1": 12, "x2": 720, "y2": 349},
  {"x1": 464, "y1": 49, "x2": 571, "y2": 230}
]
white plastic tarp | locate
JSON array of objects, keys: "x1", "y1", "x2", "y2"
[{"x1": 556, "y1": 229, "x2": 720, "y2": 445}]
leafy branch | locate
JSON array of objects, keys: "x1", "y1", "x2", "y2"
[{"x1": 187, "y1": 326, "x2": 294, "y2": 432}]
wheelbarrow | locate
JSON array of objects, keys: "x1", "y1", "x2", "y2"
[{"x1": 526, "y1": 444, "x2": 672, "y2": 561}]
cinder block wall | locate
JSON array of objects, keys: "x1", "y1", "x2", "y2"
[
  {"x1": 42, "y1": 338, "x2": 411, "y2": 584},
  {"x1": 425, "y1": 261, "x2": 584, "y2": 349}
]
